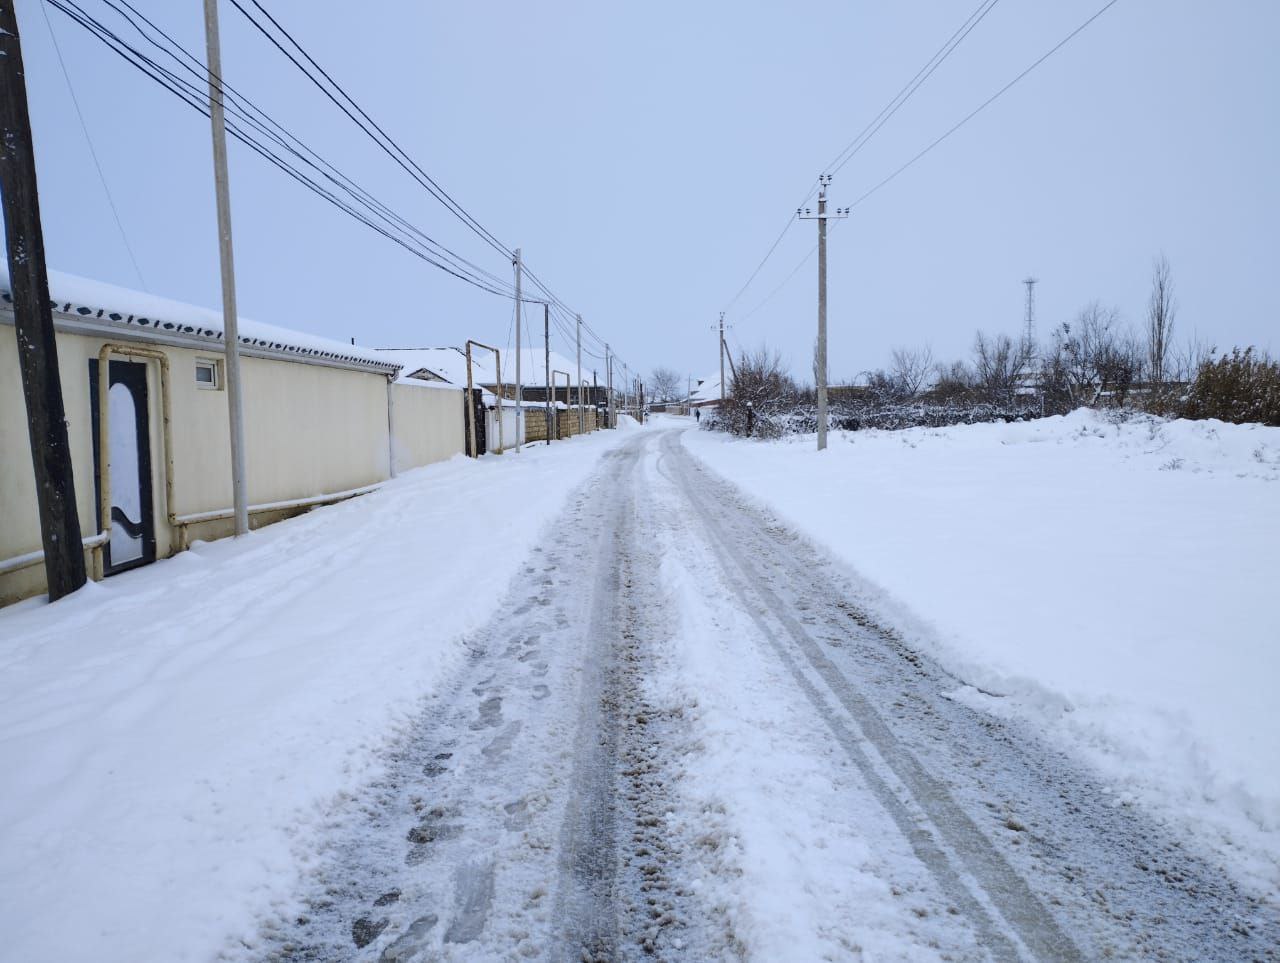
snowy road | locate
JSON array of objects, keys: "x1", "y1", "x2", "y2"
[{"x1": 251, "y1": 427, "x2": 1279, "y2": 961}]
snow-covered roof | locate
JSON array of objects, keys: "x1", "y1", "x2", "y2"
[
  {"x1": 0, "y1": 266, "x2": 400, "y2": 375},
  {"x1": 689, "y1": 372, "x2": 724, "y2": 404},
  {"x1": 376, "y1": 347, "x2": 475, "y2": 386},
  {"x1": 496, "y1": 348, "x2": 584, "y2": 388},
  {"x1": 375, "y1": 346, "x2": 587, "y2": 389}
]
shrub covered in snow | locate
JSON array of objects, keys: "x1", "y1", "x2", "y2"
[
  {"x1": 1181, "y1": 347, "x2": 1280, "y2": 427},
  {"x1": 704, "y1": 397, "x2": 1042, "y2": 438}
]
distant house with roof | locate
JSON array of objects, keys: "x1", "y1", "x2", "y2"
[
  {"x1": 689, "y1": 372, "x2": 724, "y2": 408},
  {"x1": 376, "y1": 346, "x2": 612, "y2": 442}
]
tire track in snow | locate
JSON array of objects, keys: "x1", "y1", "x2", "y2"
[
  {"x1": 551, "y1": 434, "x2": 704, "y2": 959},
  {"x1": 661, "y1": 431, "x2": 1080, "y2": 962},
  {"x1": 250, "y1": 434, "x2": 706, "y2": 961},
  {"x1": 663, "y1": 428, "x2": 1280, "y2": 960},
  {"x1": 549, "y1": 445, "x2": 631, "y2": 958}
]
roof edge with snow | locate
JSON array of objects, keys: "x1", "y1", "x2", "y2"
[{"x1": 0, "y1": 269, "x2": 401, "y2": 376}]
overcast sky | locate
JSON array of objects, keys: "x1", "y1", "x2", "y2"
[{"x1": 15, "y1": 0, "x2": 1280, "y2": 386}]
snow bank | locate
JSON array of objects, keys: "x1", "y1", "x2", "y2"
[
  {"x1": 0, "y1": 429, "x2": 635, "y2": 962},
  {"x1": 683, "y1": 411, "x2": 1280, "y2": 892}
]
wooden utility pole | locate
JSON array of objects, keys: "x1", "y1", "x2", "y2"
[
  {"x1": 513, "y1": 248, "x2": 522, "y2": 453},
  {"x1": 0, "y1": 0, "x2": 87, "y2": 601},
  {"x1": 203, "y1": 0, "x2": 249, "y2": 532},
  {"x1": 798, "y1": 174, "x2": 847, "y2": 451}
]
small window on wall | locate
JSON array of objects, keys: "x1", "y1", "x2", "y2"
[{"x1": 195, "y1": 359, "x2": 221, "y2": 389}]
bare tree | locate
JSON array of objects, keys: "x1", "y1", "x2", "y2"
[
  {"x1": 648, "y1": 366, "x2": 683, "y2": 403},
  {"x1": 972, "y1": 330, "x2": 1033, "y2": 403},
  {"x1": 1044, "y1": 302, "x2": 1137, "y2": 406},
  {"x1": 864, "y1": 368, "x2": 899, "y2": 403},
  {"x1": 732, "y1": 345, "x2": 796, "y2": 407},
  {"x1": 889, "y1": 345, "x2": 934, "y2": 398},
  {"x1": 930, "y1": 359, "x2": 975, "y2": 401},
  {"x1": 1173, "y1": 334, "x2": 1214, "y2": 383},
  {"x1": 1146, "y1": 254, "x2": 1177, "y2": 385}
]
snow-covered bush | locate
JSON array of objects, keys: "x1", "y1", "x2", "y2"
[{"x1": 1181, "y1": 347, "x2": 1280, "y2": 427}]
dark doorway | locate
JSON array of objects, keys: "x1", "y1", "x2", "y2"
[
  {"x1": 90, "y1": 358, "x2": 157, "y2": 575},
  {"x1": 463, "y1": 387, "x2": 488, "y2": 456}
]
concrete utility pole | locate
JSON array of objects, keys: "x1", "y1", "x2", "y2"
[
  {"x1": 514, "y1": 248, "x2": 522, "y2": 453},
  {"x1": 718, "y1": 312, "x2": 726, "y2": 407},
  {"x1": 0, "y1": 0, "x2": 87, "y2": 601},
  {"x1": 606, "y1": 344, "x2": 614, "y2": 428},
  {"x1": 576, "y1": 314, "x2": 583, "y2": 435},
  {"x1": 798, "y1": 174, "x2": 848, "y2": 452},
  {"x1": 203, "y1": 0, "x2": 249, "y2": 532},
  {"x1": 543, "y1": 302, "x2": 551, "y2": 446}
]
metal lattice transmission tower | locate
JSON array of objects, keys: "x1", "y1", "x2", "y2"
[{"x1": 1022, "y1": 276, "x2": 1039, "y2": 347}]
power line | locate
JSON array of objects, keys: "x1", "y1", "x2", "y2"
[
  {"x1": 734, "y1": 0, "x2": 1122, "y2": 326},
  {"x1": 62, "y1": 0, "x2": 509, "y2": 295},
  {"x1": 228, "y1": 0, "x2": 638, "y2": 367},
  {"x1": 723, "y1": 0, "x2": 1000, "y2": 315},
  {"x1": 48, "y1": 0, "x2": 520, "y2": 300},
  {"x1": 227, "y1": 0, "x2": 511, "y2": 260},
  {"x1": 826, "y1": 0, "x2": 1001, "y2": 176},
  {"x1": 98, "y1": 0, "x2": 512, "y2": 289},
  {"x1": 848, "y1": 0, "x2": 1123, "y2": 213},
  {"x1": 49, "y1": 0, "x2": 634, "y2": 365},
  {"x1": 37, "y1": 0, "x2": 148, "y2": 290}
]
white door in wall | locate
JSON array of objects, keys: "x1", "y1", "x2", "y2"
[{"x1": 91, "y1": 359, "x2": 156, "y2": 575}]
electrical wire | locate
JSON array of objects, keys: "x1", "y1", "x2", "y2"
[
  {"x1": 847, "y1": 0, "x2": 1122, "y2": 212},
  {"x1": 722, "y1": 0, "x2": 1000, "y2": 315},
  {"x1": 100, "y1": 0, "x2": 515, "y2": 291},
  {"x1": 228, "y1": 0, "x2": 511, "y2": 260},
  {"x1": 52, "y1": 0, "x2": 637, "y2": 364},
  {"x1": 734, "y1": 0, "x2": 1122, "y2": 325},
  {"x1": 38, "y1": 0, "x2": 148, "y2": 290},
  {"x1": 48, "y1": 0, "x2": 520, "y2": 300},
  {"x1": 826, "y1": 0, "x2": 1001, "y2": 176},
  {"x1": 237, "y1": 0, "x2": 637, "y2": 366}
]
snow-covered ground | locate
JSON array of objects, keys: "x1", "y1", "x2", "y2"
[
  {"x1": 3, "y1": 414, "x2": 1276, "y2": 960},
  {"x1": 683, "y1": 410, "x2": 1280, "y2": 893},
  {"x1": 0, "y1": 428, "x2": 636, "y2": 963},
  {"x1": 238, "y1": 425, "x2": 1277, "y2": 959}
]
